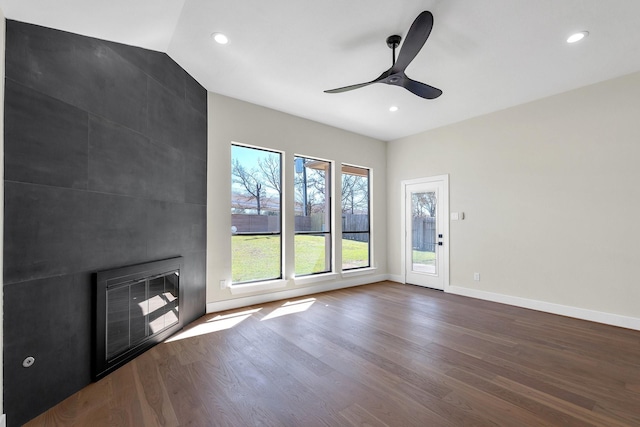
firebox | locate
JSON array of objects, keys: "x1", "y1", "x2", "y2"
[{"x1": 94, "y1": 257, "x2": 184, "y2": 379}]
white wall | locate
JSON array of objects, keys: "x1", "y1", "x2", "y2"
[
  {"x1": 387, "y1": 71, "x2": 640, "y2": 327},
  {"x1": 207, "y1": 93, "x2": 387, "y2": 310}
]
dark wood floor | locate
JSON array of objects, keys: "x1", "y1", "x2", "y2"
[{"x1": 27, "y1": 281, "x2": 640, "y2": 426}]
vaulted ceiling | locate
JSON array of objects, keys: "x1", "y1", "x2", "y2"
[{"x1": 2, "y1": 0, "x2": 640, "y2": 141}]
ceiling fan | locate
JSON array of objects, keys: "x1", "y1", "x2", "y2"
[{"x1": 324, "y1": 11, "x2": 442, "y2": 99}]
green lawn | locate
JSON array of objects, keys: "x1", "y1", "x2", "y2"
[
  {"x1": 232, "y1": 235, "x2": 281, "y2": 283},
  {"x1": 232, "y1": 235, "x2": 369, "y2": 283},
  {"x1": 412, "y1": 249, "x2": 436, "y2": 264},
  {"x1": 341, "y1": 238, "x2": 370, "y2": 269},
  {"x1": 294, "y1": 235, "x2": 330, "y2": 276}
]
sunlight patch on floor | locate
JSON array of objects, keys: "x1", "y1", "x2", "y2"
[
  {"x1": 165, "y1": 308, "x2": 262, "y2": 342},
  {"x1": 261, "y1": 298, "x2": 316, "y2": 321}
]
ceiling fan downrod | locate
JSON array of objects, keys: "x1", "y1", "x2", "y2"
[{"x1": 386, "y1": 35, "x2": 402, "y2": 66}]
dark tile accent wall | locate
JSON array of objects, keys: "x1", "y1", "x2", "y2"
[{"x1": 3, "y1": 20, "x2": 207, "y2": 426}]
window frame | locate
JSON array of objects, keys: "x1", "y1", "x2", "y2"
[
  {"x1": 340, "y1": 164, "x2": 371, "y2": 271},
  {"x1": 230, "y1": 143, "x2": 283, "y2": 285},
  {"x1": 293, "y1": 155, "x2": 333, "y2": 277}
]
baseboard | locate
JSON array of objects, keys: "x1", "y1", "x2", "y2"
[
  {"x1": 207, "y1": 278, "x2": 640, "y2": 331},
  {"x1": 207, "y1": 274, "x2": 390, "y2": 313},
  {"x1": 387, "y1": 274, "x2": 404, "y2": 283},
  {"x1": 447, "y1": 285, "x2": 640, "y2": 331}
]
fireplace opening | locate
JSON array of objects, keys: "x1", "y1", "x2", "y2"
[{"x1": 94, "y1": 257, "x2": 184, "y2": 379}]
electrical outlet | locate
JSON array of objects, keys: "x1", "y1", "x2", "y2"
[
  {"x1": 22, "y1": 356, "x2": 36, "y2": 368},
  {"x1": 474, "y1": 273, "x2": 480, "y2": 281},
  {"x1": 219, "y1": 279, "x2": 226, "y2": 289}
]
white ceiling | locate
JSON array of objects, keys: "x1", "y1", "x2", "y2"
[{"x1": 2, "y1": 0, "x2": 640, "y2": 141}]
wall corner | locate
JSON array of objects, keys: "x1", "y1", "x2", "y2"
[{"x1": 1, "y1": 6, "x2": 7, "y2": 420}]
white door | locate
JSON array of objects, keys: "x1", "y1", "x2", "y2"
[{"x1": 403, "y1": 176, "x2": 448, "y2": 290}]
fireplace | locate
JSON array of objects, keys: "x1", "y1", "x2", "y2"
[{"x1": 94, "y1": 257, "x2": 184, "y2": 379}]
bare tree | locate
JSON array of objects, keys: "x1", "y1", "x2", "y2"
[
  {"x1": 413, "y1": 192, "x2": 437, "y2": 217},
  {"x1": 295, "y1": 164, "x2": 327, "y2": 217},
  {"x1": 341, "y1": 173, "x2": 368, "y2": 214},
  {"x1": 258, "y1": 156, "x2": 281, "y2": 194},
  {"x1": 232, "y1": 158, "x2": 265, "y2": 215}
]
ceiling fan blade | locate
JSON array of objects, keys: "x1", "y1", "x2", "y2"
[
  {"x1": 324, "y1": 70, "x2": 390, "y2": 94},
  {"x1": 401, "y1": 77, "x2": 442, "y2": 99},
  {"x1": 392, "y1": 11, "x2": 434, "y2": 73},
  {"x1": 324, "y1": 81, "x2": 375, "y2": 93}
]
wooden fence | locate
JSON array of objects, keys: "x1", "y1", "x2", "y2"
[
  {"x1": 232, "y1": 214, "x2": 318, "y2": 233},
  {"x1": 232, "y1": 214, "x2": 433, "y2": 249},
  {"x1": 232, "y1": 214, "x2": 281, "y2": 233},
  {"x1": 412, "y1": 216, "x2": 436, "y2": 251},
  {"x1": 232, "y1": 213, "x2": 370, "y2": 242},
  {"x1": 342, "y1": 214, "x2": 369, "y2": 242}
]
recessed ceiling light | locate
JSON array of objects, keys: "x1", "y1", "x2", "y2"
[
  {"x1": 212, "y1": 32, "x2": 229, "y2": 45},
  {"x1": 389, "y1": 106, "x2": 399, "y2": 112},
  {"x1": 567, "y1": 31, "x2": 588, "y2": 44}
]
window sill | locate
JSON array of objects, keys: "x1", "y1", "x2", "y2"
[
  {"x1": 293, "y1": 272, "x2": 339, "y2": 286},
  {"x1": 228, "y1": 279, "x2": 288, "y2": 295},
  {"x1": 341, "y1": 267, "x2": 377, "y2": 278}
]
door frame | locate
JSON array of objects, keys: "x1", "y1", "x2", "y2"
[{"x1": 400, "y1": 175, "x2": 450, "y2": 291}]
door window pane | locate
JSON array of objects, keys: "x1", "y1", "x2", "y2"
[{"x1": 411, "y1": 191, "x2": 437, "y2": 274}]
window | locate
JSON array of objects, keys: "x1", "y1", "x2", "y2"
[
  {"x1": 294, "y1": 156, "x2": 331, "y2": 276},
  {"x1": 341, "y1": 165, "x2": 370, "y2": 270},
  {"x1": 231, "y1": 145, "x2": 282, "y2": 283}
]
